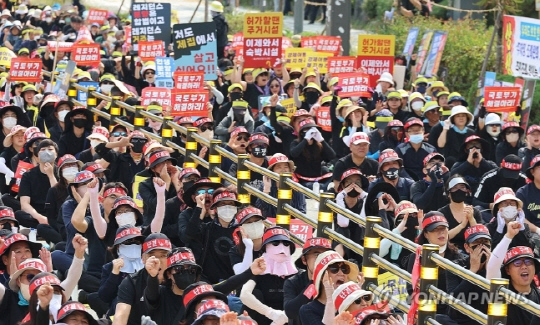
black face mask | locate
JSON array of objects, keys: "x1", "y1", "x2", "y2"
[
  {"x1": 173, "y1": 272, "x2": 198, "y2": 290},
  {"x1": 383, "y1": 168, "x2": 399, "y2": 180},
  {"x1": 130, "y1": 139, "x2": 147, "y2": 153},
  {"x1": 251, "y1": 145, "x2": 267, "y2": 158},
  {"x1": 347, "y1": 188, "x2": 360, "y2": 197},
  {"x1": 230, "y1": 92, "x2": 242, "y2": 101},
  {"x1": 73, "y1": 118, "x2": 87, "y2": 128},
  {"x1": 305, "y1": 92, "x2": 319, "y2": 105},
  {"x1": 450, "y1": 189, "x2": 468, "y2": 203}
]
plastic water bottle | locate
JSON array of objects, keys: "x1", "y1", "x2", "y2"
[
  {"x1": 29, "y1": 228, "x2": 37, "y2": 242},
  {"x1": 313, "y1": 181, "x2": 320, "y2": 195}
]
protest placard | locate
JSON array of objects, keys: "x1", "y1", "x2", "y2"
[
  {"x1": 0, "y1": 47, "x2": 15, "y2": 67},
  {"x1": 422, "y1": 31, "x2": 448, "y2": 77},
  {"x1": 86, "y1": 9, "x2": 108, "y2": 24},
  {"x1": 337, "y1": 72, "x2": 371, "y2": 97},
  {"x1": 285, "y1": 47, "x2": 313, "y2": 69},
  {"x1": 71, "y1": 43, "x2": 101, "y2": 66},
  {"x1": 155, "y1": 57, "x2": 175, "y2": 79},
  {"x1": 243, "y1": 12, "x2": 283, "y2": 68},
  {"x1": 327, "y1": 56, "x2": 356, "y2": 74},
  {"x1": 316, "y1": 106, "x2": 331, "y2": 132},
  {"x1": 484, "y1": 87, "x2": 522, "y2": 112},
  {"x1": 139, "y1": 41, "x2": 165, "y2": 61},
  {"x1": 173, "y1": 22, "x2": 218, "y2": 80},
  {"x1": 77, "y1": 81, "x2": 99, "y2": 105},
  {"x1": 141, "y1": 87, "x2": 171, "y2": 106},
  {"x1": 9, "y1": 58, "x2": 42, "y2": 82},
  {"x1": 315, "y1": 36, "x2": 341, "y2": 55},
  {"x1": 131, "y1": 3, "x2": 171, "y2": 51},
  {"x1": 306, "y1": 52, "x2": 333, "y2": 74},
  {"x1": 415, "y1": 31, "x2": 434, "y2": 74},
  {"x1": 174, "y1": 71, "x2": 204, "y2": 90},
  {"x1": 357, "y1": 56, "x2": 394, "y2": 87},
  {"x1": 47, "y1": 41, "x2": 73, "y2": 52},
  {"x1": 357, "y1": 35, "x2": 395, "y2": 56},
  {"x1": 171, "y1": 90, "x2": 208, "y2": 117}
]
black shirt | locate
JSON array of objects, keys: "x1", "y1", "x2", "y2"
[
  {"x1": 116, "y1": 268, "x2": 151, "y2": 325},
  {"x1": 58, "y1": 130, "x2": 91, "y2": 158},
  {"x1": 438, "y1": 204, "x2": 483, "y2": 250},
  {"x1": 299, "y1": 299, "x2": 326, "y2": 325},
  {"x1": 284, "y1": 270, "x2": 311, "y2": 325},
  {"x1": 332, "y1": 154, "x2": 379, "y2": 181},
  {"x1": 19, "y1": 165, "x2": 55, "y2": 215}
]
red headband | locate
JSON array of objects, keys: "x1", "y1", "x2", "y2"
[
  {"x1": 167, "y1": 251, "x2": 196, "y2": 268},
  {"x1": 115, "y1": 227, "x2": 142, "y2": 241},
  {"x1": 143, "y1": 239, "x2": 172, "y2": 253},
  {"x1": 103, "y1": 187, "x2": 127, "y2": 198},
  {"x1": 183, "y1": 284, "x2": 214, "y2": 307},
  {"x1": 30, "y1": 275, "x2": 61, "y2": 296}
]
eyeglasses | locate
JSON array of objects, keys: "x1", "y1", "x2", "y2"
[
  {"x1": 271, "y1": 241, "x2": 291, "y2": 247},
  {"x1": 353, "y1": 295, "x2": 372, "y2": 304},
  {"x1": 196, "y1": 188, "x2": 215, "y2": 195},
  {"x1": 200, "y1": 125, "x2": 214, "y2": 132},
  {"x1": 25, "y1": 273, "x2": 36, "y2": 282},
  {"x1": 327, "y1": 263, "x2": 351, "y2": 275},
  {"x1": 172, "y1": 265, "x2": 199, "y2": 274},
  {"x1": 145, "y1": 71, "x2": 156, "y2": 75},
  {"x1": 236, "y1": 135, "x2": 249, "y2": 141},
  {"x1": 111, "y1": 132, "x2": 127, "y2": 137},
  {"x1": 511, "y1": 258, "x2": 534, "y2": 267}
]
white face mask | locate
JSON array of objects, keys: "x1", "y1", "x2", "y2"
[
  {"x1": 100, "y1": 84, "x2": 113, "y2": 95},
  {"x1": 216, "y1": 205, "x2": 237, "y2": 222},
  {"x1": 58, "y1": 110, "x2": 69, "y2": 122},
  {"x1": 3, "y1": 117, "x2": 17, "y2": 129},
  {"x1": 411, "y1": 101, "x2": 424, "y2": 111},
  {"x1": 501, "y1": 206, "x2": 518, "y2": 221},
  {"x1": 62, "y1": 166, "x2": 78, "y2": 182},
  {"x1": 506, "y1": 133, "x2": 519, "y2": 143},
  {"x1": 90, "y1": 139, "x2": 102, "y2": 149},
  {"x1": 200, "y1": 130, "x2": 214, "y2": 141},
  {"x1": 148, "y1": 120, "x2": 162, "y2": 131},
  {"x1": 118, "y1": 244, "x2": 142, "y2": 259},
  {"x1": 45, "y1": 17, "x2": 52, "y2": 23},
  {"x1": 116, "y1": 212, "x2": 137, "y2": 227},
  {"x1": 20, "y1": 282, "x2": 31, "y2": 300},
  {"x1": 49, "y1": 293, "x2": 63, "y2": 322},
  {"x1": 76, "y1": 185, "x2": 87, "y2": 198},
  {"x1": 486, "y1": 126, "x2": 500, "y2": 137},
  {"x1": 241, "y1": 220, "x2": 265, "y2": 239}
]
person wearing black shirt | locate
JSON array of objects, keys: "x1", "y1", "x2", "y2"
[
  {"x1": 518, "y1": 124, "x2": 540, "y2": 173},
  {"x1": 396, "y1": 118, "x2": 437, "y2": 180},
  {"x1": 517, "y1": 155, "x2": 540, "y2": 235},
  {"x1": 496, "y1": 122, "x2": 525, "y2": 165},
  {"x1": 433, "y1": 105, "x2": 475, "y2": 168},
  {"x1": 58, "y1": 107, "x2": 93, "y2": 158},
  {"x1": 332, "y1": 132, "x2": 379, "y2": 191},
  {"x1": 368, "y1": 149, "x2": 415, "y2": 201},
  {"x1": 411, "y1": 153, "x2": 450, "y2": 212},
  {"x1": 378, "y1": 120, "x2": 405, "y2": 152}
]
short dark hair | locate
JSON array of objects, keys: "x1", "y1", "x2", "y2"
[
  {"x1": 103, "y1": 182, "x2": 128, "y2": 193},
  {"x1": 70, "y1": 16, "x2": 83, "y2": 24},
  {"x1": 37, "y1": 139, "x2": 58, "y2": 153}
]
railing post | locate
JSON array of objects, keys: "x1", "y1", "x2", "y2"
[
  {"x1": 86, "y1": 86, "x2": 97, "y2": 110},
  {"x1": 133, "y1": 105, "x2": 145, "y2": 130},
  {"x1": 362, "y1": 216, "x2": 381, "y2": 289},
  {"x1": 316, "y1": 192, "x2": 334, "y2": 238},
  {"x1": 236, "y1": 154, "x2": 250, "y2": 206},
  {"x1": 67, "y1": 80, "x2": 77, "y2": 101},
  {"x1": 488, "y1": 278, "x2": 509, "y2": 325},
  {"x1": 208, "y1": 140, "x2": 222, "y2": 184},
  {"x1": 183, "y1": 127, "x2": 198, "y2": 168},
  {"x1": 418, "y1": 244, "x2": 439, "y2": 325},
  {"x1": 109, "y1": 96, "x2": 122, "y2": 128},
  {"x1": 161, "y1": 116, "x2": 173, "y2": 146},
  {"x1": 276, "y1": 173, "x2": 293, "y2": 230}
]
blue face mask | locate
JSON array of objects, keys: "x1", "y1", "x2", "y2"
[
  {"x1": 417, "y1": 85, "x2": 427, "y2": 94},
  {"x1": 408, "y1": 134, "x2": 424, "y2": 144},
  {"x1": 337, "y1": 116, "x2": 345, "y2": 123}
]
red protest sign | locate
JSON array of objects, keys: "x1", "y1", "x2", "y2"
[
  {"x1": 171, "y1": 90, "x2": 208, "y2": 117},
  {"x1": 86, "y1": 9, "x2": 109, "y2": 24},
  {"x1": 338, "y1": 72, "x2": 371, "y2": 97},
  {"x1": 9, "y1": 58, "x2": 42, "y2": 82},
  {"x1": 47, "y1": 41, "x2": 73, "y2": 52},
  {"x1": 315, "y1": 36, "x2": 341, "y2": 55},
  {"x1": 71, "y1": 43, "x2": 101, "y2": 66},
  {"x1": 301, "y1": 36, "x2": 317, "y2": 51},
  {"x1": 316, "y1": 106, "x2": 332, "y2": 132},
  {"x1": 12, "y1": 161, "x2": 34, "y2": 193},
  {"x1": 356, "y1": 56, "x2": 394, "y2": 87},
  {"x1": 174, "y1": 71, "x2": 204, "y2": 90},
  {"x1": 282, "y1": 36, "x2": 293, "y2": 50},
  {"x1": 243, "y1": 12, "x2": 283, "y2": 68},
  {"x1": 138, "y1": 41, "x2": 165, "y2": 61},
  {"x1": 232, "y1": 32, "x2": 243, "y2": 48},
  {"x1": 327, "y1": 56, "x2": 357, "y2": 74},
  {"x1": 141, "y1": 87, "x2": 171, "y2": 107},
  {"x1": 267, "y1": 218, "x2": 313, "y2": 247},
  {"x1": 484, "y1": 87, "x2": 521, "y2": 113},
  {"x1": 124, "y1": 26, "x2": 132, "y2": 46}
]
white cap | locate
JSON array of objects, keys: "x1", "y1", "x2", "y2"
[
  {"x1": 485, "y1": 113, "x2": 502, "y2": 126},
  {"x1": 376, "y1": 72, "x2": 394, "y2": 86}
]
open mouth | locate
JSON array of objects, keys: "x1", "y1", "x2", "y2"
[
  {"x1": 521, "y1": 271, "x2": 530, "y2": 281},
  {"x1": 438, "y1": 236, "x2": 446, "y2": 241},
  {"x1": 335, "y1": 279, "x2": 345, "y2": 286}
]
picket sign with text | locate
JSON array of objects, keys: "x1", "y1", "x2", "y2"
[
  {"x1": 139, "y1": 41, "x2": 165, "y2": 61},
  {"x1": 306, "y1": 52, "x2": 334, "y2": 74},
  {"x1": 9, "y1": 58, "x2": 42, "y2": 82},
  {"x1": 173, "y1": 22, "x2": 218, "y2": 80},
  {"x1": 327, "y1": 56, "x2": 357, "y2": 74},
  {"x1": 243, "y1": 12, "x2": 283, "y2": 68},
  {"x1": 71, "y1": 43, "x2": 101, "y2": 66},
  {"x1": 141, "y1": 87, "x2": 171, "y2": 106},
  {"x1": 131, "y1": 3, "x2": 171, "y2": 51},
  {"x1": 338, "y1": 72, "x2": 371, "y2": 97},
  {"x1": 316, "y1": 106, "x2": 332, "y2": 132},
  {"x1": 285, "y1": 47, "x2": 313, "y2": 69},
  {"x1": 12, "y1": 161, "x2": 34, "y2": 193},
  {"x1": 86, "y1": 9, "x2": 109, "y2": 24},
  {"x1": 0, "y1": 47, "x2": 15, "y2": 67},
  {"x1": 174, "y1": 71, "x2": 204, "y2": 90},
  {"x1": 357, "y1": 35, "x2": 395, "y2": 87},
  {"x1": 315, "y1": 36, "x2": 341, "y2": 55},
  {"x1": 47, "y1": 41, "x2": 73, "y2": 52},
  {"x1": 171, "y1": 90, "x2": 208, "y2": 117},
  {"x1": 484, "y1": 86, "x2": 522, "y2": 113},
  {"x1": 267, "y1": 217, "x2": 313, "y2": 246}
]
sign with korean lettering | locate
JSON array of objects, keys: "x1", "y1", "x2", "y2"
[
  {"x1": 232, "y1": 32, "x2": 243, "y2": 48},
  {"x1": 47, "y1": 41, "x2": 73, "y2": 52},
  {"x1": 280, "y1": 98, "x2": 298, "y2": 117},
  {"x1": 9, "y1": 58, "x2": 42, "y2": 82},
  {"x1": 173, "y1": 22, "x2": 217, "y2": 80},
  {"x1": 0, "y1": 47, "x2": 15, "y2": 67},
  {"x1": 155, "y1": 57, "x2": 174, "y2": 79},
  {"x1": 422, "y1": 31, "x2": 447, "y2": 77},
  {"x1": 502, "y1": 15, "x2": 540, "y2": 79},
  {"x1": 243, "y1": 12, "x2": 283, "y2": 68},
  {"x1": 124, "y1": 26, "x2": 132, "y2": 46},
  {"x1": 357, "y1": 35, "x2": 395, "y2": 57},
  {"x1": 174, "y1": 71, "x2": 204, "y2": 90},
  {"x1": 77, "y1": 81, "x2": 99, "y2": 105},
  {"x1": 315, "y1": 36, "x2": 341, "y2": 55},
  {"x1": 402, "y1": 27, "x2": 420, "y2": 67},
  {"x1": 415, "y1": 31, "x2": 434, "y2": 74},
  {"x1": 285, "y1": 47, "x2": 313, "y2": 69},
  {"x1": 138, "y1": 41, "x2": 165, "y2": 61},
  {"x1": 267, "y1": 218, "x2": 313, "y2": 246},
  {"x1": 71, "y1": 43, "x2": 101, "y2": 66},
  {"x1": 337, "y1": 72, "x2": 370, "y2": 97},
  {"x1": 316, "y1": 106, "x2": 331, "y2": 132},
  {"x1": 131, "y1": 3, "x2": 171, "y2": 51},
  {"x1": 12, "y1": 161, "x2": 34, "y2": 193},
  {"x1": 377, "y1": 272, "x2": 408, "y2": 301},
  {"x1": 86, "y1": 9, "x2": 108, "y2": 24},
  {"x1": 484, "y1": 87, "x2": 522, "y2": 112},
  {"x1": 141, "y1": 87, "x2": 171, "y2": 106},
  {"x1": 357, "y1": 56, "x2": 394, "y2": 87},
  {"x1": 301, "y1": 36, "x2": 317, "y2": 51},
  {"x1": 306, "y1": 52, "x2": 334, "y2": 74},
  {"x1": 171, "y1": 90, "x2": 208, "y2": 117},
  {"x1": 327, "y1": 56, "x2": 356, "y2": 74}
]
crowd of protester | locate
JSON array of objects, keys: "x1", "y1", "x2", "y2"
[{"x1": 0, "y1": 2, "x2": 539, "y2": 325}]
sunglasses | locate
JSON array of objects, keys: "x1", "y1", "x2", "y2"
[
  {"x1": 271, "y1": 241, "x2": 291, "y2": 247},
  {"x1": 101, "y1": 80, "x2": 114, "y2": 85},
  {"x1": 201, "y1": 125, "x2": 214, "y2": 132},
  {"x1": 196, "y1": 188, "x2": 215, "y2": 195},
  {"x1": 121, "y1": 238, "x2": 141, "y2": 246},
  {"x1": 353, "y1": 295, "x2": 372, "y2": 304},
  {"x1": 172, "y1": 265, "x2": 199, "y2": 274},
  {"x1": 270, "y1": 84, "x2": 280, "y2": 88},
  {"x1": 112, "y1": 132, "x2": 128, "y2": 137},
  {"x1": 327, "y1": 263, "x2": 351, "y2": 275},
  {"x1": 25, "y1": 273, "x2": 36, "y2": 282},
  {"x1": 236, "y1": 135, "x2": 249, "y2": 141},
  {"x1": 470, "y1": 244, "x2": 491, "y2": 250},
  {"x1": 506, "y1": 129, "x2": 519, "y2": 134},
  {"x1": 390, "y1": 127, "x2": 403, "y2": 132},
  {"x1": 512, "y1": 258, "x2": 534, "y2": 267},
  {"x1": 145, "y1": 71, "x2": 156, "y2": 75}
]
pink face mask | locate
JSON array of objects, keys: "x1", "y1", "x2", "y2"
[{"x1": 263, "y1": 242, "x2": 297, "y2": 277}]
